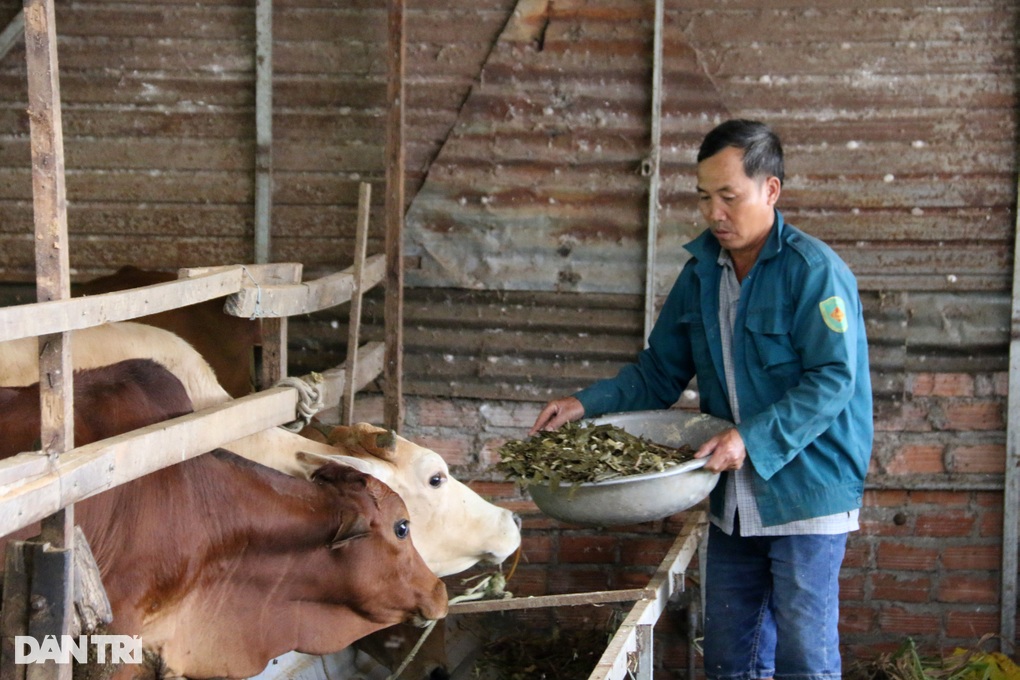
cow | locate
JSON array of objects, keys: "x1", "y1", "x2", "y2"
[
  {"x1": 1, "y1": 361, "x2": 448, "y2": 679},
  {"x1": 0, "y1": 322, "x2": 523, "y2": 578},
  {"x1": 75, "y1": 265, "x2": 261, "y2": 398}
]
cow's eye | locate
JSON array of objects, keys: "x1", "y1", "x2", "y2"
[
  {"x1": 429, "y1": 473, "x2": 446, "y2": 488},
  {"x1": 394, "y1": 519, "x2": 410, "y2": 540}
]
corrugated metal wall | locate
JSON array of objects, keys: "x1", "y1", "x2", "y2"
[
  {"x1": 0, "y1": 0, "x2": 516, "y2": 278},
  {"x1": 0, "y1": 0, "x2": 1016, "y2": 655}
]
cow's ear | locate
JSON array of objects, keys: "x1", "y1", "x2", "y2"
[{"x1": 330, "y1": 514, "x2": 372, "y2": 548}]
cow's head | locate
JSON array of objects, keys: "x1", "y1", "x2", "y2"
[
  {"x1": 300, "y1": 423, "x2": 522, "y2": 578},
  {"x1": 311, "y1": 462, "x2": 449, "y2": 626}
]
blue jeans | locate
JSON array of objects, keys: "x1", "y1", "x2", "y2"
[{"x1": 702, "y1": 518, "x2": 846, "y2": 680}]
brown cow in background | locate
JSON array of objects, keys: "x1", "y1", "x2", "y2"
[{"x1": 75, "y1": 266, "x2": 261, "y2": 398}]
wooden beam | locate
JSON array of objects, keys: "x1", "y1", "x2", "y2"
[
  {"x1": 383, "y1": 0, "x2": 405, "y2": 432},
  {"x1": 342, "y1": 182, "x2": 372, "y2": 425},
  {"x1": 1001, "y1": 166, "x2": 1020, "y2": 653},
  {"x1": 0, "y1": 268, "x2": 245, "y2": 343},
  {"x1": 448, "y1": 588, "x2": 646, "y2": 615},
  {"x1": 319, "y1": 341, "x2": 385, "y2": 409},
  {"x1": 0, "y1": 10, "x2": 23, "y2": 61},
  {"x1": 253, "y1": 0, "x2": 273, "y2": 264},
  {"x1": 223, "y1": 255, "x2": 385, "y2": 318},
  {"x1": 588, "y1": 512, "x2": 707, "y2": 680}
]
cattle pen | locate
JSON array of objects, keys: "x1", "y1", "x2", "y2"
[{"x1": 0, "y1": 0, "x2": 408, "y2": 676}]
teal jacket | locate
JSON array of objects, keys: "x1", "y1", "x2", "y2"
[{"x1": 576, "y1": 211, "x2": 873, "y2": 526}]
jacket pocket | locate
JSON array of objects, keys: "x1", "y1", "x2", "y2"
[{"x1": 745, "y1": 308, "x2": 801, "y2": 373}]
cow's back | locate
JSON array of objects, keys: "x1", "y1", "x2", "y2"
[
  {"x1": 76, "y1": 266, "x2": 261, "y2": 397},
  {"x1": 0, "y1": 358, "x2": 194, "y2": 458}
]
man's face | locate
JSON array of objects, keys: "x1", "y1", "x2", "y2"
[{"x1": 696, "y1": 146, "x2": 781, "y2": 258}]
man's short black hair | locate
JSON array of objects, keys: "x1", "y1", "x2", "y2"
[{"x1": 697, "y1": 119, "x2": 784, "y2": 185}]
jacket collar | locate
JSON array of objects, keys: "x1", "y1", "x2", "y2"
[{"x1": 684, "y1": 209, "x2": 787, "y2": 268}]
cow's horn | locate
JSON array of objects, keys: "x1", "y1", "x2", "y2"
[{"x1": 375, "y1": 430, "x2": 397, "y2": 453}]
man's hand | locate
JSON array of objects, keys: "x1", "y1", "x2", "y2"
[
  {"x1": 529, "y1": 397, "x2": 585, "y2": 435},
  {"x1": 694, "y1": 427, "x2": 747, "y2": 472}
]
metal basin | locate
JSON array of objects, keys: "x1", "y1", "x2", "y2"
[{"x1": 527, "y1": 410, "x2": 733, "y2": 526}]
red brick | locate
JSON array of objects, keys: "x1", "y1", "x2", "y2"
[
  {"x1": 559, "y1": 535, "x2": 619, "y2": 564},
  {"x1": 941, "y1": 545, "x2": 1001, "y2": 570},
  {"x1": 864, "y1": 489, "x2": 911, "y2": 507},
  {"x1": 949, "y1": 444, "x2": 1005, "y2": 474},
  {"x1": 414, "y1": 435, "x2": 474, "y2": 466},
  {"x1": 616, "y1": 570, "x2": 654, "y2": 589},
  {"x1": 911, "y1": 373, "x2": 975, "y2": 397},
  {"x1": 860, "y1": 517, "x2": 913, "y2": 537},
  {"x1": 480, "y1": 402, "x2": 543, "y2": 429},
  {"x1": 879, "y1": 606, "x2": 941, "y2": 635},
  {"x1": 503, "y1": 567, "x2": 548, "y2": 597},
  {"x1": 519, "y1": 534, "x2": 553, "y2": 564},
  {"x1": 842, "y1": 541, "x2": 871, "y2": 569},
  {"x1": 548, "y1": 567, "x2": 612, "y2": 595},
  {"x1": 838, "y1": 605, "x2": 876, "y2": 634},
  {"x1": 412, "y1": 399, "x2": 483, "y2": 429},
  {"x1": 938, "y1": 574, "x2": 998, "y2": 604},
  {"x1": 940, "y1": 401, "x2": 1004, "y2": 431},
  {"x1": 979, "y1": 510, "x2": 1004, "y2": 538},
  {"x1": 465, "y1": 480, "x2": 521, "y2": 501},
  {"x1": 839, "y1": 573, "x2": 866, "y2": 600},
  {"x1": 885, "y1": 444, "x2": 945, "y2": 475},
  {"x1": 992, "y1": 372, "x2": 1009, "y2": 397},
  {"x1": 945, "y1": 609, "x2": 999, "y2": 639},
  {"x1": 975, "y1": 491, "x2": 1001, "y2": 507},
  {"x1": 909, "y1": 490, "x2": 969, "y2": 506},
  {"x1": 874, "y1": 401, "x2": 932, "y2": 432},
  {"x1": 876, "y1": 542, "x2": 938, "y2": 571},
  {"x1": 619, "y1": 537, "x2": 675, "y2": 567},
  {"x1": 871, "y1": 573, "x2": 931, "y2": 603},
  {"x1": 915, "y1": 510, "x2": 976, "y2": 538}
]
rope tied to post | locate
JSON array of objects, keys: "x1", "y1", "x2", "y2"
[{"x1": 275, "y1": 372, "x2": 324, "y2": 432}]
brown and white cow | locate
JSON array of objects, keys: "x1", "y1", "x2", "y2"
[
  {"x1": 1, "y1": 361, "x2": 448, "y2": 679},
  {"x1": 0, "y1": 322, "x2": 522, "y2": 578}
]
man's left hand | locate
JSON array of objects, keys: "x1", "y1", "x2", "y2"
[{"x1": 694, "y1": 428, "x2": 747, "y2": 472}]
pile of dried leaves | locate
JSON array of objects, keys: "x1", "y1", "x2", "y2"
[
  {"x1": 495, "y1": 422, "x2": 696, "y2": 490},
  {"x1": 845, "y1": 635, "x2": 1020, "y2": 680}
]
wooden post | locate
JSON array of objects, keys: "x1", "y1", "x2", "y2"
[
  {"x1": 25, "y1": 0, "x2": 73, "y2": 461},
  {"x1": 254, "y1": 0, "x2": 273, "y2": 265},
  {"x1": 383, "y1": 0, "x2": 405, "y2": 432},
  {"x1": 342, "y1": 183, "x2": 372, "y2": 425},
  {"x1": 21, "y1": 1, "x2": 74, "y2": 679},
  {"x1": 1001, "y1": 169, "x2": 1020, "y2": 653}
]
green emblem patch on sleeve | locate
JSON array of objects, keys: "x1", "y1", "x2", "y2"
[{"x1": 819, "y1": 296, "x2": 849, "y2": 333}]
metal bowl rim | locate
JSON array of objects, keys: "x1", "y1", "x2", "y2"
[{"x1": 528, "y1": 455, "x2": 712, "y2": 491}]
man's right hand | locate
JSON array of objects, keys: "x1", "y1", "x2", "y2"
[{"x1": 529, "y1": 396, "x2": 585, "y2": 435}]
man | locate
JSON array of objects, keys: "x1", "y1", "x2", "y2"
[{"x1": 530, "y1": 119, "x2": 872, "y2": 680}]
